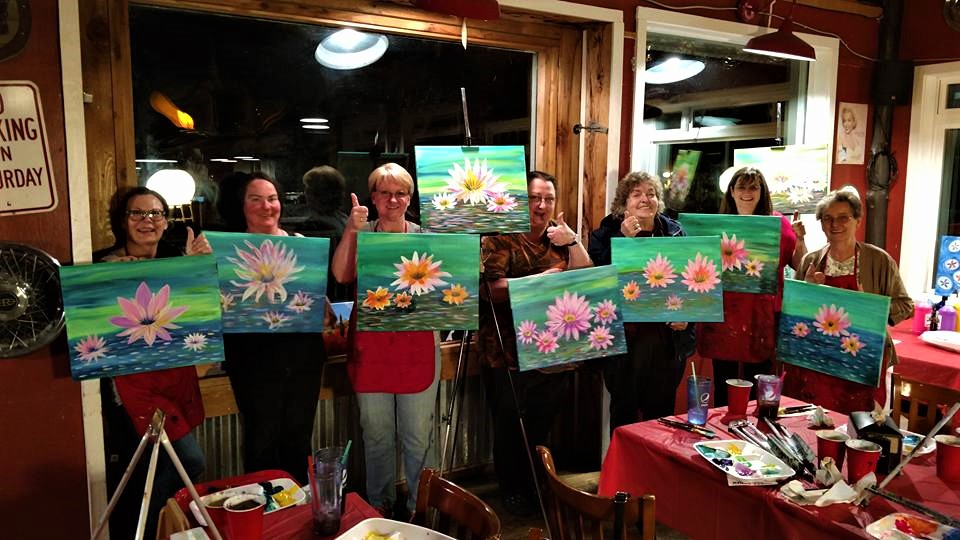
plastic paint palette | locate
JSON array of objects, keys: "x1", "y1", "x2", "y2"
[
  {"x1": 694, "y1": 439, "x2": 795, "y2": 481},
  {"x1": 865, "y1": 512, "x2": 960, "y2": 539}
]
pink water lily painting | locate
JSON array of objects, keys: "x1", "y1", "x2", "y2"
[
  {"x1": 778, "y1": 279, "x2": 890, "y2": 386},
  {"x1": 679, "y1": 213, "x2": 781, "y2": 295},
  {"x1": 508, "y1": 266, "x2": 627, "y2": 371},
  {"x1": 60, "y1": 255, "x2": 224, "y2": 380},
  {"x1": 611, "y1": 236, "x2": 723, "y2": 322},
  {"x1": 206, "y1": 232, "x2": 329, "y2": 333}
]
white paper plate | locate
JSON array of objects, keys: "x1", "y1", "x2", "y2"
[
  {"x1": 189, "y1": 477, "x2": 305, "y2": 526},
  {"x1": 335, "y1": 518, "x2": 456, "y2": 540},
  {"x1": 694, "y1": 439, "x2": 795, "y2": 481},
  {"x1": 920, "y1": 330, "x2": 960, "y2": 353},
  {"x1": 865, "y1": 512, "x2": 959, "y2": 539}
]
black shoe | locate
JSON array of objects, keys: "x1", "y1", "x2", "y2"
[{"x1": 502, "y1": 493, "x2": 536, "y2": 517}]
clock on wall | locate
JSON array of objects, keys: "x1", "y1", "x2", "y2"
[{"x1": 0, "y1": 243, "x2": 64, "y2": 358}]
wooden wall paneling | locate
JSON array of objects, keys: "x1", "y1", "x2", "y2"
[
  {"x1": 555, "y1": 26, "x2": 582, "y2": 224},
  {"x1": 581, "y1": 22, "x2": 612, "y2": 238}
]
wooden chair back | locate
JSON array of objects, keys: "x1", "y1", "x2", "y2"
[
  {"x1": 536, "y1": 446, "x2": 655, "y2": 540},
  {"x1": 891, "y1": 373, "x2": 960, "y2": 433},
  {"x1": 155, "y1": 497, "x2": 190, "y2": 539},
  {"x1": 411, "y1": 468, "x2": 501, "y2": 540}
]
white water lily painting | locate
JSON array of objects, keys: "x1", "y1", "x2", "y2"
[
  {"x1": 60, "y1": 255, "x2": 224, "y2": 380},
  {"x1": 732, "y1": 144, "x2": 830, "y2": 214},
  {"x1": 206, "y1": 232, "x2": 329, "y2": 333},
  {"x1": 415, "y1": 145, "x2": 530, "y2": 234}
]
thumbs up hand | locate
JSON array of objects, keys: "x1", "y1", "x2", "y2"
[
  {"x1": 185, "y1": 227, "x2": 212, "y2": 255},
  {"x1": 547, "y1": 212, "x2": 577, "y2": 247},
  {"x1": 791, "y1": 210, "x2": 806, "y2": 240},
  {"x1": 347, "y1": 193, "x2": 369, "y2": 232}
]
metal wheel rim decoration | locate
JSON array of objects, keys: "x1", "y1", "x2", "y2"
[{"x1": 0, "y1": 243, "x2": 65, "y2": 358}]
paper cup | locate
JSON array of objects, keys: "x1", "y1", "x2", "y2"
[
  {"x1": 725, "y1": 378, "x2": 753, "y2": 419},
  {"x1": 201, "y1": 494, "x2": 230, "y2": 536},
  {"x1": 935, "y1": 434, "x2": 960, "y2": 483},
  {"x1": 224, "y1": 493, "x2": 266, "y2": 540},
  {"x1": 845, "y1": 439, "x2": 881, "y2": 484},
  {"x1": 816, "y1": 430, "x2": 850, "y2": 470}
]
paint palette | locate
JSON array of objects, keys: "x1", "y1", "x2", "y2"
[
  {"x1": 865, "y1": 512, "x2": 960, "y2": 539},
  {"x1": 694, "y1": 440, "x2": 795, "y2": 481}
]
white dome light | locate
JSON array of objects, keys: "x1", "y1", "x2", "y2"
[
  {"x1": 315, "y1": 29, "x2": 388, "y2": 70},
  {"x1": 299, "y1": 118, "x2": 329, "y2": 123},
  {"x1": 146, "y1": 168, "x2": 196, "y2": 206},
  {"x1": 645, "y1": 58, "x2": 705, "y2": 85}
]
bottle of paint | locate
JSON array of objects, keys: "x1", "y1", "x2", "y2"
[
  {"x1": 940, "y1": 305, "x2": 956, "y2": 332},
  {"x1": 913, "y1": 301, "x2": 932, "y2": 334}
]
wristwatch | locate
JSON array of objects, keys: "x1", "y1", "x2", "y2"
[{"x1": 562, "y1": 237, "x2": 579, "y2": 247}]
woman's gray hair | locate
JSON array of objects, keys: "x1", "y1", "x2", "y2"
[
  {"x1": 610, "y1": 171, "x2": 665, "y2": 216},
  {"x1": 815, "y1": 185, "x2": 863, "y2": 220}
]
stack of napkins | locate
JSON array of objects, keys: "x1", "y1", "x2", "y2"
[{"x1": 779, "y1": 473, "x2": 877, "y2": 507}]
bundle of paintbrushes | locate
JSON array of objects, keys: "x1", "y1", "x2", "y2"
[{"x1": 657, "y1": 417, "x2": 717, "y2": 438}]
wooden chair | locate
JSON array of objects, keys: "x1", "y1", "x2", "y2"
[
  {"x1": 892, "y1": 373, "x2": 960, "y2": 433},
  {"x1": 156, "y1": 497, "x2": 190, "y2": 539},
  {"x1": 536, "y1": 446, "x2": 655, "y2": 540},
  {"x1": 411, "y1": 468, "x2": 501, "y2": 540}
]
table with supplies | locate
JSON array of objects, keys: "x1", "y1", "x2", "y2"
[
  {"x1": 598, "y1": 398, "x2": 960, "y2": 540},
  {"x1": 890, "y1": 319, "x2": 960, "y2": 391}
]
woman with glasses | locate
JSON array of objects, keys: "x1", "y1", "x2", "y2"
[
  {"x1": 331, "y1": 163, "x2": 439, "y2": 518},
  {"x1": 588, "y1": 171, "x2": 696, "y2": 427},
  {"x1": 96, "y1": 186, "x2": 210, "y2": 537},
  {"x1": 697, "y1": 167, "x2": 806, "y2": 406},
  {"x1": 215, "y1": 171, "x2": 326, "y2": 484},
  {"x1": 785, "y1": 186, "x2": 913, "y2": 413}
]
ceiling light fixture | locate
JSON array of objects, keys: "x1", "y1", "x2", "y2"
[
  {"x1": 302, "y1": 124, "x2": 331, "y2": 130},
  {"x1": 300, "y1": 118, "x2": 329, "y2": 123},
  {"x1": 135, "y1": 158, "x2": 177, "y2": 164},
  {"x1": 644, "y1": 57, "x2": 705, "y2": 84},
  {"x1": 315, "y1": 29, "x2": 388, "y2": 70},
  {"x1": 145, "y1": 168, "x2": 196, "y2": 206},
  {"x1": 742, "y1": 0, "x2": 816, "y2": 62}
]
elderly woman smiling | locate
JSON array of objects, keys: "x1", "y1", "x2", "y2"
[{"x1": 785, "y1": 186, "x2": 913, "y2": 413}]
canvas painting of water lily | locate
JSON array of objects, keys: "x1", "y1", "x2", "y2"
[
  {"x1": 778, "y1": 279, "x2": 890, "y2": 386},
  {"x1": 356, "y1": 232, "x2": 479, "y2": 331},
  {"x1": 508, "y1": 266, "x2": 627, "y2": 371},
  {"x1": 60, "y1": 255, "x2": 224, "y2": 380},
  {"x1": 678, "y1": 213, "x2": 781, "y2": 295},
  {"x1": 205, "y1": 232, "x2": 330, "y2": 333},
  {"x1": 733, "y1": 144, "x2": 830, "y2": 215},
  {"x1": 611, "y1": 236, "x2": 723, "y2": 322},
  {"x1": 414, "y1": 145, "x2": 530, "y2": 234}
]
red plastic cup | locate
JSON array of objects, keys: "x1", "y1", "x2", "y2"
[
  {"x1": 224, "y1": 493, "x2": 266, "y2": 540},
  {"x1": 816, "y1": 429, "x2": 850, "y2": 469},
  {"x1": 725, "y1": 378, "x2": 753, "y2": 420},
  {"x1": 935, "y1": 434, "x2": 960, "y2": 483},
  {"x1": 845, "y1": 439, "x2": 881, "y2": 484},
  {"x1": 201, "y1": 494, "x2": 230, "y2": 537}
]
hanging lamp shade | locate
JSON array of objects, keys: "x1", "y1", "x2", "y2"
[
  {"x1": 413, "y1": 0, "x2": 501, "y2": 20},
  {"x1": 743, "y1": 17, "x2": 815, "y2": 62}
]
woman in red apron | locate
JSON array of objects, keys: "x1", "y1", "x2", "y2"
[{"x1": 786, "y1": 186, "x2": 914, "y2": 414}]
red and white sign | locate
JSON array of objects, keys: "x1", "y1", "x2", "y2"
[{"x1": 0, "y1": 81, "x2": 57, "y2": 215}]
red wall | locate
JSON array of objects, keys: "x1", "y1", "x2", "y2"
[{"x1": 0, "y1": 1, "x2": 89, "y2": 536}]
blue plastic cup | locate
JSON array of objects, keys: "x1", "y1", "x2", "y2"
[{"x1": 687, "y1": 376, "x2": 712, "y2": 425}]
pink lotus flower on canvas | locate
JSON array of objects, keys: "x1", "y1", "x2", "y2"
[
  {"x1": 814, "y1": 304, "x2": 852, "y2": 337},
  {"x1": 75, "y1": 335, "x2": 108, "y2": 362},
  {"x1": 681, "y1": 253, "x2": 721, "y2": 293},
  {"x1": 593, "y1": 299, "x2": 618, "y2": 324},
  {"x1": 486, "y1": 192, "x2": 518, "y2": 213},
  {"x1": 643, "y1": 254, "x2": 677, "y2": 288},
  {"x1": 446, "y1": 157, "x2": 507, "y2": 205},
  {"x1": 665, "y1": 294, "x2": 683, "y2": 311},
  {"x1": 840, "y1": 333, "x2": 865, "y2": 356},
  {"x1": 228, "y1": 239, "x2": 304, "y2": 304},
  {"x1": 792, "y1": 322, "x2": 810, "y2": 338},
  {"x1": 287, "y1": 291, "x2": 314, "y2": 314},
  {"x1": 109, "y1": 282, "x2": 188, "y2": 346},
  {"x1": 720, "y1": 232, "x2": 748, "y2": 271},
  {"x1": 220, "y1": 292, "x2": 237, "y2": 312},
  {"x1": 517, "y1": 320, "x2": 538, "y2": 345},
  {"x1": 622, "y1": 280, "x2": 641, "y2": 301},
  {"x1": 535, "y1": 330, "x2": 560, "y2": 354},
  {"x1": 587, "y1": 326, "x2": 614, "y2": 351},
  {"x1": 546, "y1": 290, "x2": 593, "y2": 340},
  {"x1": 261, "y1": 311, "x2": 291, "y2": 330},
  {"x1": 391, "y1": 251, "x2": 452, "y2": 296},
  {"x1": 744, "y1": 258, "x2": 765, "y2": 278},
  {"x1": 183, "y1": 333, "x2": 208, "y2": 352}
]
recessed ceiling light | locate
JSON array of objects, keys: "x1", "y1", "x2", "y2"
[
  {"x1": 644, "y1": 57, "x2": 705, "y2": 84},
  {"x1": 233, "y1": 156, "x2": 254, "y2": 160},
  {"x1": 315, "y1": 29, "x2": 388, "y2": 70},
  {"x1": 303, "y1": 124, "x2": 331, "y2": 130},
  {"x1": 300, "y1": 118, "x2": 329, "y2": 123},
  {"x1": 210, "y1": 158, "x2": 238, "y2": 163},
  {"x1": 135, "y1": 158, "x2": 177, "y2": 164}
]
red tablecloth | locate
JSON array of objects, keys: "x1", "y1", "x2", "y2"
[
  {"x1": 890, "y1": 319, "x2": 960, "y2": 391},
  {"x1": 173, "y1": 470, "x2": 380, "y2": 539},
  {"x1": 598, "y1": 398, "x2": 960, "y2": 540}
]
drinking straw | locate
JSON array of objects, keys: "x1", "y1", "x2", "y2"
[
  {"x1": 690, "y1": 361, "x2": 697, "y2": 385},
  {"x1": 340, "y1": 439, "x2": 352, "y2": 468}
]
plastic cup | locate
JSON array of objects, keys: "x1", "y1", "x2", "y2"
[
  {"x1": 310, "y1": 446, "x2": 345, "y2": 536},
  {"x1": 686, "y1": 376, "x2": 712, "y2": 426},
  {"x1": 845, "y1": 439, "x2": 882, "y2": 484},
  {"x1": 725, "y1": 378, "x2": 753, "y2": 420},
  {"x1": 201, "y1": 493, "x2": 230, "y2": 536},
  {"x1": 935, "y1": 434, "x2": 960, "y2": 483},
  {"x1": 816, "y1": 430, "x2": 850, "y2": 469},
  {"x1": 754, "y1": 374, "x2": 782, "y2": 420},
  {"x1": 224, "y1": 493, "x2": 266, "y2": 540}
]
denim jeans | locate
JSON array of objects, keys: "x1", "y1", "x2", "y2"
[{"x1": 357, "y1": 353, "x2": 439, "y2": 513}]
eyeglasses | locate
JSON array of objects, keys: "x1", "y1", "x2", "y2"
[
  {"x1": 528, "y1": 195, "x2": 556, "y2": 205},
  {"x1": 377, "y1": 190, "x2": 410, "y2": 200},
  {"x1": 126, "y1": 209, "x2": 167, "y2": 221},
  {"x1": 821, "y1": 215, "x2": 854, "y2": 225}
]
